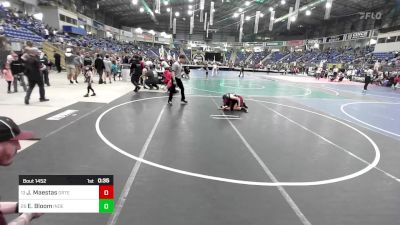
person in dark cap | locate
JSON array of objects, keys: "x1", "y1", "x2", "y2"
[
  {"x1": 0, "y1": 116, "x2": 35, "y2": 165},
  {"x1": 0, "y1": 116, "x2": 44, "y2": 225}
]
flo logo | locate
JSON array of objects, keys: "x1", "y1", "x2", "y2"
[{"x1": 359, "y1": 12, "x2": 382, "y2": 20}]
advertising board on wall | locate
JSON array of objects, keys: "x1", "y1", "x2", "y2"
[
  {"x1": 325, "y1": 35, "x2": 345, "y2": 43},
  {"x1": 305, "y1": 39, "x2": 324, "y2": 45},
  {"x1": 347, "y1": 30, "x2": 372, "y2": 40},
  {"x1": 287, "y1": 40, "x2": 305, "y2": 46},
  {"x1": 265, "y1": 41, "x2": 284, "y2": 47}
]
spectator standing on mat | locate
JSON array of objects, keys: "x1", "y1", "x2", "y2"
[
  {"x1": 130, "y1": 55, "x2": 142, "y2": 92},
  {"x1": 168, "y1": 54, "x2": 188, "y2": 105},
  {"x1": 83, "y1": 66, "x2": 96, "y2": 97},
  {"x1": 238, "y1": 63, "x2": 245, "y2": 78},
  {"x1": 0, "y1": 116, "x2": 44, "y2": 225},
  {"x1": 212, "y1": 63, "x2": 218, "y2": 77},
  {"x1": 22, "y1": 48, "x2": 49, "y2": 105},
  {"x1": 203, "y1": 62, "x2": 209, "y2": 79},
  {"x1": 39, "y1": 53, "x2": 50, "y2": 86},
  {"x1": 74, "y1": 52, "x2": 83, "y2": 84},
  {"x1": 94, "y1": 54, "x2": 105, "y2": 84},
  {"x1": 2, "y1": 63, "x2": 13, "y2": 93},
  {"x1": 111, "y1": 60, "x2": 119, "y2": 81},
  {"x1": 363, "y1": 66, "x2": 373, "y2": 94},
  {"x1": 103, "y1": 55, "x2": 112, "y2": 84},
  {"x1": 83, "y1": 52, "x2": 93, "y2": 83},
  {"x1": 10, "y1": 54, "x2": 27, "y2": 92},
  {"x1": 65, "y1": 48, "x2": 76, "y2": 84},
  {"x1": 53, "y1": 50, "x2": 61, "y2": 73}
]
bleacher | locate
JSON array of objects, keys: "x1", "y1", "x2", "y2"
[
  {"x1": 0, "y1": 6, "x2": 44, "y2": 43},
  {"x1": 270, "y1": 51, "x2": 289, "y2": 62},
  {"x1": 300, "y1": 51, "x2": 319, "y2": 62},
  {"x1": 250, "y1": 51, "x2": 268, "y2": 64},
  {"x1": 3, "y1": 25, "x2": 44, "y2": 42},
  {"x1": 283, "y1": 52, "x2": 302, "y2": 63},
  {"x1": 372, "y1": 52, "x2": 396, "y2": 61},
  {"x1": 235, "y1": 51, "x2": 251, "y2": 65},
  {"x1": 225, "y1": 51, "x2": 232, "y2": 62}
]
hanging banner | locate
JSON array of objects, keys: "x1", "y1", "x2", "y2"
[
  {"x1": 204, "y1": 12, "x2": 208, "y2": 31},
  {"x1": 155, "y1": 0, "x2": 160, "y2": 13},
  {"x1": 325, "y1": 0, "x2": 333, "y2": 20},
  {"x1": 190, "y1": 15, "x2": 194, "y2": 35},
  {"x1": 254, "y1": 11, "x2": 260, "y2": 34},
  {"x1": 210, "y1": 2, "x2": 214, "y2": 26},
  {"x1": 239, "y1": 13, "x2": 244, "y2": 43},
  {"x1": 206, "y1": 22, "x2": 210, "y2": 38},
  {"x1": 269, "y1": 10, "x2": 275, "y2": 31},
  {"x1": 173, "y1": 18, "x2": 176, "y2": 34},
  {"x1": 287, "y1": 7, "x2": 293, "y2": 30},
  {"x1": 294, "y1": 0, "x2": 300, "y2": 19},
  {"x1": 200, "y1": 0, "x2": 205, "y2": 10},
  {"x1": 169, "y1": 10, "x2": 173, "y2": 29}
]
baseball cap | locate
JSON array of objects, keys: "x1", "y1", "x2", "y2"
[{"x1": 0, "y1": 117, "x2": 34, "y2": 142}]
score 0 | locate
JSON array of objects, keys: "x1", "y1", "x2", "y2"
[{"x1": 99, "y1": 185, "x2": 114, "y2": 213}]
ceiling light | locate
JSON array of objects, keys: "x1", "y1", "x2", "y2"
[
  {"x1": 135, "y1": 28, "x2": 143, "y2": 33},
  {"x1": 33, "y1": 13, "x2": 43, "y2": 21},
  {"x1": 188, "y1": 5, "x2": 193, "y2": 9},
  {"x1": 132, "y1": 0, "x2": 138, "y2": 5},
  {"x1": 233, "y1": 12, "x2": 239, "y2": 18},
  {"x1": 188, "y1": 10, "x2": 193, "y2": 15},
  {"x1": 326, "y1": 2, "x2": 331, "y2": 8},
  {"x1": 305, "y1": 9, "x2": 311, "y2": 16},
  {"x1": 238, "y1": 8, "x2": 243, "y2": 12},
  {"x1": 280, "y1": 0, "x2": 286, "y2": 5},
  {"x1": 175, "y1": 11, "x2": 180, "y2": 17},
  {"x1": 163, "y1": 1, "x2": 168, "y2": 5},
  {"x1": 290, "y1": 16, "x2": 296, "y2": 22},
  {"x1": 245, "y1": 16, "x2": 251, "y2": 20},
  {"x1": 245, "y1": 1, "x2": 250, "y2": 6},
  {"x1": 139, "y1": 7, "x2": 144, "y2": 12},
  {"x1": 166, "y1": 7, "x2": 171, "y2": 12},
  {"x1": 269, "y1": 7, "x2": 274, "y2": 12},
  {"x1": 155, "y1": 9, "x2": 160, "y2": 13},
  {"x1": 260, "y1": 13, "x2": 264, "y2": 18},
  {"x1": 188, "y1": 0, "x2": 193, "y2": 2},
  {"x1": 1, "y1": 1, "x2": 11, "y2": 7}
]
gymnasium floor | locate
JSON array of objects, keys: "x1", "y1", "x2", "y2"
[{"x1": 1, "y1": 70, "x2": 400, "y2": 225}]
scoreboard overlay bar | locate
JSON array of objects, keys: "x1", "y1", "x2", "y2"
[{"x1": 18, "y1": 175, "x2": 114, "y2": 213}]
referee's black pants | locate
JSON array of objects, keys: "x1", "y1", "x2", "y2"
[{"x1": 168, "y1": 78, "x2": 185, "y2": 102}]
